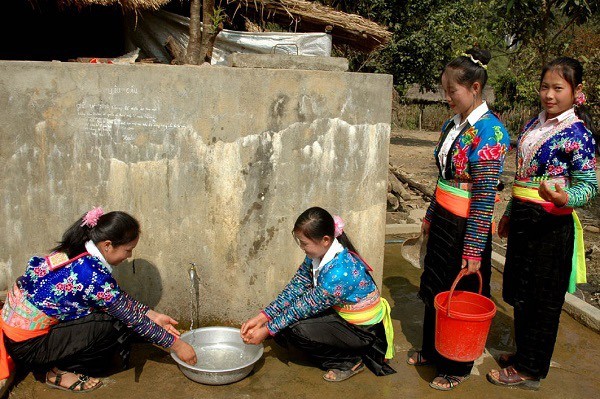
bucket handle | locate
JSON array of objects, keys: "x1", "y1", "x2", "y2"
[{"x1": 446, "y1": 269, "x2": 482, "y2": 317}]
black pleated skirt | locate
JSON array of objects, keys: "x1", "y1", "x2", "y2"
[
  {"x1": 502, "y1": 199, "x2": 574, "y2": 378},
  {"x1": 418, "y1": 204, "x2": 493, "y2": 308}
]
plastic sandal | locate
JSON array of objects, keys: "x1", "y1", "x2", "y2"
[
  {"x1": 429, "y1": 374, "x2": 470, "y2": 391},
  {"x1": 406, "y1": 350, "x2": 432, "y2": 366},
  {"x1": 46, "y1": 370, "x2": 103, "y2": 393},
  {"x1": 323, "y1": 363, "x2": 365, "y2": 382},
  {"x1": 486, "y1": 366, "x2": 540, "y2": 391}
]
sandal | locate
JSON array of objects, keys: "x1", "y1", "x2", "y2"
[
  {"x1": 429, "y1": 374, "x2": 470, "y2": 391},
  {"x1": 406, "y1": 350, "x2": 432, "y2": 366},
  {"x1": 46, "y1": 369, "x2": 103, "y2": 393},
  {"x1": 486, "y1": 366, "x2": 540, "y2": 391},
  {"x1": 497, "y1": 353, "x2": 515, "y2": 368},
  {"x1": 323, "y1": 362, "x2": 365, "y2": 382}
]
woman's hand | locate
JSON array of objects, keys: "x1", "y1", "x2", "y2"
[
  {"x1": 497, "y1": 215, "x2": 510, "y2": 239},
  {"x1": 421, "y1": 220, "x2": 431, "y2": 236},
  {"x1": 147, "y1": 310, "x2": 181, "y2": 337},
  {"x1": 462, "y1": 258, "x2": 481, "y2": 275},
  {"x1": 241, "y1": 313, "x2": 268, "y2": 339},
  {"x1": 171, "y1": 338, "x2": 197, "y2": 365},
  {"x1": 538, "y1": 181, "x2": 568, "y2": 207},
  {"x1": 242, "y1": 326, "x2": 270, "y2": 345}
]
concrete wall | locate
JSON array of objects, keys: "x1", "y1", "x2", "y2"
[{"x1": 0, "y1": 61, "x2": 392, "y2": 326}]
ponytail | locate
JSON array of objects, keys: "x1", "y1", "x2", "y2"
[{"x1": 337, "y1": 231, "x2": 359, "y2": 255}]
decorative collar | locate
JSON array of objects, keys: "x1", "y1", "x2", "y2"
[
  {"x1": 538, "y1": 107, "x2": 575, "y2": 125},
  {"x1": 311, "y1": 238, "x2": 344, "y2": 285},
  {"x1": 85, "y1": 240, "x2": 113, "y2": 272}
]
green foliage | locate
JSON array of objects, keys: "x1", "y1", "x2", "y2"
[
  {"x1": 323, "y1": 0, "x2": 598, "y2": 128},
  {"x1": 331, "y1": 0, "x2": 498, "y2": 91},
  {"x1": 212, "y1": 7, "x2": 226, "y2": 31}
]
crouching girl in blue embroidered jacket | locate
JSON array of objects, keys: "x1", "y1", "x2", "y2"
[
  {"x1": 241, "y1": 207, "x2": 395, "y2": 382},
  {"x1": 0, "y1": 209, "x2": 197, "y2": 392}
]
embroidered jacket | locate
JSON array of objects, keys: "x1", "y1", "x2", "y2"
[
  {"x1": 262, "y1": 248, "x2": 378, "y2": 335},
  {"x1": 2, "y1": 255, "x2": 174, "y2": 348},
  {"x1": 425, "y1": 111, "x2": 510, "y2": 260},
  {"x1": 505, "y1": 111, "x2": 598, "y2": 214}
]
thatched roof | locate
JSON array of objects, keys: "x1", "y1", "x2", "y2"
[
  {"x1": 404, "y1": 84, "x2": 496, "y2": 104},
  {"x1": 58, "y1": 0, "x2": 169, "y2": 11},
  {"x1": 60, "y1": 0, "x2": 391, "y2": 52},
  {"x1": 228, "y1": 1, "x2": 392, "y2": 52}
]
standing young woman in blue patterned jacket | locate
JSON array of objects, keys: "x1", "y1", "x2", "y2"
[
  {"x1": 241, "y1": 207, "x2": 395, "y2": 382},
  {"x1": 0, "y1": 209, "x2": 197, "y2": 393},
  {"x1": 487, "y1": 57, "x2": 598, "y2": 390},
  {"x1": 407, "y1": 48, "x2": 510, "y2": 391}
]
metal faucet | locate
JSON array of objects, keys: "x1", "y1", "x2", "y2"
[{"x1": 189, "y1": 262, "x2": 197, "y2": 282}]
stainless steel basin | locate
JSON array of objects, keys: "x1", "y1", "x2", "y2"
[{"x1": 171, "y1": 326, "x2": 264, "y2": 385}]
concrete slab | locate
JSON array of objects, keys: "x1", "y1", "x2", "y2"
[
  {"x1": 226, "y1": 53, "x2": 349, "y2": 71},
  {"x1": 385, "y1": 223, "x2": 421, "y2": 235},
  {"x1": 5, "y1": 243, "x2": 599, "y2": 398},
  {"x1": 407, "y1": 209, "x2": 426, "y2": 223}
]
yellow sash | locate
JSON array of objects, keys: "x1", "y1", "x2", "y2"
[
  {"x1": 511, "y1": 184, "x2": 586, "y2": 293},
  {"x1": 335, "y1": 297, "x2": 395, "y2": 359}
]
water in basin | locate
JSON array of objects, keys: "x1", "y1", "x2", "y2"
[{"x1": 192, "y1": 342, "x2": 255, "y2": 370}]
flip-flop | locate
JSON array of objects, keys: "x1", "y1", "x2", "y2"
[
  {"x1": 46, "y1": 370, "x2": 103, "y2": 393},
  {"x1": 429, "y1": 374, "x2": 470, "y2": 391},
  {"x1": 406, "y1": 350, "x2": 432, "y2": 366},
  {"x1": 323, "y1": 363, "x2": 365, "y2": 382}
]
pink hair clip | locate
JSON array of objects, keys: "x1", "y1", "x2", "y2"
[
  {"x1": 575, "y1": 92, "x2": 586, "y2": 106},
  {"x1": 333, "y1": 215, "x2": 345, "y2": 238},
  {"x1": 81, "y1": 207, "x2": 104, "y2": 228}
]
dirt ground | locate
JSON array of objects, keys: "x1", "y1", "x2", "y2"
[
  {"x1": 388, "y1": 128, "x2": 600, "y2": 309},
  {"x1": 6, "y1": 246, "x2": 600, "y2": 399}
]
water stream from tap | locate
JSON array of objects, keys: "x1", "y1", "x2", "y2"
[{"x1": 188, "y1": 262, "x2": 199, "y2": 331}]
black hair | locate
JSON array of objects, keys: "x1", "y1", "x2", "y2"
[
  {"x1": 541, "y1": 57, "x2": 597, "y2": 144},
  {"x1": 293, "y1": 207, "x2": 358, "y2": 254},
  {"x1": 444, "y1": 47, "x2": 492, "y2": 90},
  {"x1": 52, "y1": 211, "x2": 140, "y2": 258}
]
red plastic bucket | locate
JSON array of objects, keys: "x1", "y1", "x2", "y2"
[{"x1": 434, "y1": 269, "x2": 496, "y2": 362}]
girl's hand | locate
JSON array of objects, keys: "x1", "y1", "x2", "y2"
[
  {"x1": 462, "y1": 258, "x2": 481, "y2": 274},
  {"x1": 242, "y1": 326, "x2": 270, "y2": 345},
  {"x1": 147, "y1": 310, "x2": 181, "y2": 337},
  {"x1": 171, "y1": 338, "x2": 197, "y2": 365},
  {"x1": 498, "y1": 215, "x2": 510, "y2": 239},
  {"x1": 421, "y1": 220, "x2": 431, "y2": 236},
  {"x1": 241, "y1": 313, "x2": 268, "y2": 338},
  {"x1": 538, "y1": 181, "x2": 568, "y2": 207}
]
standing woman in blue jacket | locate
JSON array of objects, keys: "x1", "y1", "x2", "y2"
[
  {"x1": 487, "y1": 57, "x2": 598, "y2": 390},
  {"x1": 407, "y1": 48, "x2": 510, "y2": 391}
]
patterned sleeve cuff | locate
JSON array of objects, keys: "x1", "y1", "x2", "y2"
[
  {"x1": 265, "y1": 322, "x2": 278, "y2": 336},
  {"x1": 261, "y1": 310, "x2": 272, "y2": 321},
  {"x1": 105, "y1": 294, "x2": 175, "y2": 348}
]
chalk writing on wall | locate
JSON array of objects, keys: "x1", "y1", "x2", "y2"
[{"x1": 76, "y1": 99, "x2": 187, "y2": 139}]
